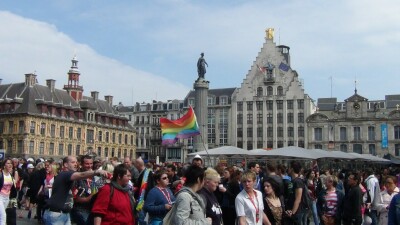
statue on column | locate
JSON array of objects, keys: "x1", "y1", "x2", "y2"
[{"x1": 197, "y1": 52, "x2": 208, "y2": 80}]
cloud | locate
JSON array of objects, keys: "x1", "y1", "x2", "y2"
[{"x1": 0, "y1": 11, "x2": 190, "y2": 105}]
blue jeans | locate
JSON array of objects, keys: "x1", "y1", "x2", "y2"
[
  {"x1": 293, "y1": 209, "x2": 307, "y2": 225},
  {"x1": 311, "y1": 201, "x2": 320, "y2": 225},
  {"x1": 43, "y1": 209, "x2": 71, "y2": 225},
  {"x1": 369, "y1": 210, "x2": 378, "y2": 225},
  {"x1": 138, "y1": 210, "x2": 148, "y2": 225},
  {"x1": 70, "y1": 208, "x2": 90, "y2": 225}
]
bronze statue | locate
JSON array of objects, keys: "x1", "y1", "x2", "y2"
[{"x1": 197, "y1": 52, "x2": 208, "y2": 79}]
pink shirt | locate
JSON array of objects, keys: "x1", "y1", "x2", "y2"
[{"x1": 0, "y1": 173, "x2": 13, "y2": 196}]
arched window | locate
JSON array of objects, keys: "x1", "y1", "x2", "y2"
[
  {"x1": 277, "y1": 86, "x2": 283, "y2": 96},
  {"x1": 267, "y1": 86, "x2": 273, "y2": 96},
  {"x1": 257, "y1": 87, "x2": 263, "y2": 96}
]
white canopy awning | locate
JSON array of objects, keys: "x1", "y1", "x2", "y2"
[{"x1": 188, "y1": 146, "x2": 249, "y2": 156}]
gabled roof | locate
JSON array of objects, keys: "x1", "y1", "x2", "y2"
[{"x1": 344, "y1": 90, "x2": 368, "y2": 102}]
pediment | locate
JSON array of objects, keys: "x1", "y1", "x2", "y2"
[{"x1": 306, "y1": 113, "x2": 329, "y2": 122}]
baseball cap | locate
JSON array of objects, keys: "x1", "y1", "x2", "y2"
[{"x1": 27, "y1": 164, "x2": 34, "y2": 169}]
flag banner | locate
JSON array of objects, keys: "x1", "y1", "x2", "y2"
[
  {"x1": 279, "y1": 62, "x2": 290, "y2": 72},
  {"x1": 256, "y1": 64, "x2": 266, "y2": 74},
  {"x1": 160, "y1": 106, "x2": 200, "y2": 145},
  {"x1": 381, "y1": 123, "x2": 388, "y2": 148}
]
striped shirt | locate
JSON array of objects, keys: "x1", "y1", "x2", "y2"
[{"x1": 325, "y1": 190, "x2": 337, "y2": 216}]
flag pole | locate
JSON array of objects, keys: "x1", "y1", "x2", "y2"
[{"x1": 199, "y1": 133, "x2": 211, "y2": 166}]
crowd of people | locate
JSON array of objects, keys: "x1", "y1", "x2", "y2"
[{"x1": 0, "y1": 154, "x2": 400, "y2": 225}]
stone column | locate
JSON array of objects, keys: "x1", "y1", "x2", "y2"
[{"x1": 193, "y1": 78, "x2": 209, "y2": 152}]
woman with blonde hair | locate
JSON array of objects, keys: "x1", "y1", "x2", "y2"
[
  {"x1": 235, "y1": 171, "x2": 271, "y2": 225},
  {"x1": 199, "y1": 167, "x2": 223, "y2": 225}
]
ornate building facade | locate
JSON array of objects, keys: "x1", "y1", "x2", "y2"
[
  {"x1": 231, "y1": 30, "x2": 315, "y2": 150},
  {"x1": 0, "y1": 57, "x2": 136, "y2": 159},
  {"x1": 307, "y1": 90, "x2": 400, "y2": 157}
]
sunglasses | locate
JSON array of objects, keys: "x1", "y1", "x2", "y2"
[{"x1": 161, "y1": 177, "x2": 169, "y2": 180}]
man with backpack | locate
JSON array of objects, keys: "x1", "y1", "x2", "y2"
[
  {"x1": 286, "y1": 161, "x2": 307, "y2": 225},
  {"x1": 42, "y1": 156, "x2": 108, "y2": 225}
]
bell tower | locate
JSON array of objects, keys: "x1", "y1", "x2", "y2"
[{"x1": 64, "y1": 56, "x2": 84, "y2": 101}]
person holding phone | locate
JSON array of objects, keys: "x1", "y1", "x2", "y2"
[{"x1": 144, "y1": 170, "x2": 176, "y2": 225}]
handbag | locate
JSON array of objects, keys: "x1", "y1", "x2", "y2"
[{"x1": 162, "y1": 203, "x2": 177, "y2": 225}]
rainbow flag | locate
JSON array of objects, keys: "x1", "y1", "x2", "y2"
[{"x1": 160, "y1": 106, "x2": 200, "y2": 145}]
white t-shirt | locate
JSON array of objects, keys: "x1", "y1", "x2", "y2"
[{"x1": 235, "y1": 189, "x2": 264, "y2": 225}]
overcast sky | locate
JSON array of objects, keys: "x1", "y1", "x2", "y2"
[{"x1": 0, "y1": 0, "x2": 399, "y2": 105}]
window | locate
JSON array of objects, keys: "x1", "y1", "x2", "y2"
[
  {"x1": 277, "y1": 127, "x2": 283, "y2": 137},
  {"x1": 257, "y1": 127, "x2": 263, "y2": 138},
  {"x1": 0, "y1": 122, "x2": 3, "y2": 133},
  {"x1": 87, "y1": 129, "x2": 94, "y2": 144},
  {"x1": 76, "y1": 145, "x2": 81, "y2": 156},
  {"x1": 369, "y1": 144, "x2": 376, "y2": 155},
  {"x1": 277, "y1": 86, "x2": 283, "y2": 96},
  {"x1": 297, "y1": 100, "x2": 304, "y2": 109},
  {"x1": 237, "y1": 102, "x2": 243, "y2": 111},
  {"x1": 394, "y1": 126, "x2": 400, "y2": 139},
  {"x1": 257, "y1": 113, "x2": 263, "y2": 123},
  {"x1": 247, "y1": 102, "x2": 253, "y2": 111},
  {"x1": 277, "y1": 141, "x2": 283, "y2": 148},
  {"x1": 267, "y1": 127, "x2": 273, "y2": 137},
  {"x1": 277, "y1": 113, "x2": 283, "y2": 123},
  {"x1": 49, "y1": 143, "x2": 54, "y2": 155},
  {"x1": 276, "y1": 100, "x2": 283, "y2": 110},
  {"x1": 315, "y1": 144, "x2": 322, "y2": 149},
  {"x1": 267, "y1": 86, "x2": 273, "y2": 96},
  {"x1": 266, "y1": 101, "x2": 273, "y2": 111},
  {"x1": 40, "y1": 123, "x2": 46, "y2": 136},
  {"x1": 287, "y1": 113, "x2": 294, "y2": 123},
  {"x1": 340, "y1": 127, "x2": 347, "y2": 141},
  {"x1": 220, "y1": 96, "x2": 228, "y2": 105},
  {"x1": 60, "y1": 126, "x2": 65, "y2": 138},
  {"x1": 207, "y1": 96, "x2": 215, "y2": 105},
  {"x1": 298, "y1": 113, "x2": 304, "y2": 123},
  {"x1": 267, "y1": 141, "x2": 273, "y2": 148},
  {"x1": 59, "y1": 144, "x2": 64, "y2": 155},
  {"x1": 396, "y1": 144, "x2": 400, "y2": 156},
  {"x1": 256, "y1": 87, "x2": 263, "y2": 97},
  {"x1": 368, "y1": 126, "x2": 375, "y2": 141},
  {"x1": 267, "y1": 113, "x2": 273, "y2": 124},
  {"x1": 29, "y1": 141, "x2": 34, "y2": 154},
  {"x1": 314, "y1": 128, "x2": 322, "y2": 141},
  {"x1": 288, "y1": 141, "x2": 294, "y2": 146},
  {"x1": 220, "y1": 126, "x2": 228, "y2": 146},
  {"x1": 353, "y1": 127, "x2": 361, "y2": 140},
  {"x1": 247, "y1": 128, "x2": 253, "y2": 138},
  {"x1": 18, "y1": 121, "x2": 24, "y2": 133},
  {"x1": 298, "y1": 140, "x2": 305, "y2": 148},
  {"x1": 50, "y1": 124, "x2": 56, "y2": 137},
  {"x1": 8, "y1": 121, "x2": 14, "y2": 134},
  {"x1": 288, "y1": 127, "x2": 294, "y2": 137},
  {"x1": 287, "y1": 100, "x2": 293, "y2": 110},
  {"x1": 125, "y1": 135, "x2": 128, "y2": 144},
  {"x1": 77, "y1": 128, "x2": 82, "y2": 140},
  {"x1": 237, "y1": 128, "x2": 243, "y2": 138},
  {"x1": 39, "y1": 142, "x2": 44, "y2": 155},
  {"x1": 68, "y1": 144, "x2": 72, "y2": 155},
  {"x1": 119, "y1": 134, "x2": 122, "y2": 144},
  {"x1": 340, "y1": 144, "x2": 347, "y2": 152},
  {"x1": 105, "y1": 147, "x2": 109, "y2": 157},
  {"x1": 256, "y1": 101, "x2": 263, "y2": 111},
  {"x1": 98, "y1": 131, "x2": 103, "y2": 142},
  {"x1": 112, "y1": 133, "x2": 116, "y2": 143},
  {"x1": 237, "y1": 114, "x2": 243, "y2": 124},
  {"x1": 68, "y1": 127, "x2": 73, "y2": 139},
  {"x1": 353, "y1": 144, "x2": 362, "y2": 154},
  {"x1": 97, "y1": 147, "x2": 102, "y2": 157},
  {"x1": 106, "y1": 132, "x2": 109, "y2": 142},
  {"x1": 111, "y1": 148, "x2": 115, "y2": 157},
  {"x1": 257, "y1": 141, "x2": 263, "y2": 148},
  {"x1": 247, "y1": 141, "x2": 253, "y2": 150},
  {"x1": 30, "y1": 121, "x2": 35, "y2": 134},
  {"x1": 298, "y1": 126, "x2": 304, "y2": 137},
  {"x1": 247, "y1": 114, "x2": 253, "y2": 124},
  {"x1": 17, "y1": 140, "x2": 23, "y2": 153}
]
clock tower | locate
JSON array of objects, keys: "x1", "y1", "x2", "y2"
[{"x1": 63, "y1": 56, "x2": 84, "y2": 102}]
